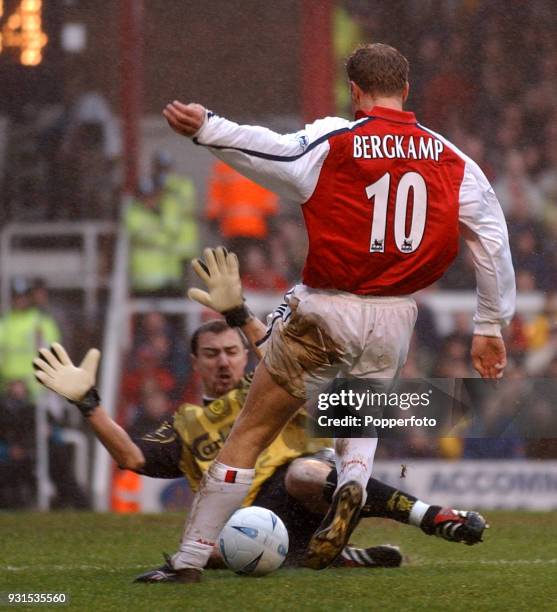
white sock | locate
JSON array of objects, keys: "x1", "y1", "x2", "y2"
[
  {"x1": 334, "y1": 437, "x2": 378, "y2": 506},
  {"x1": 409, "y1": 500, "x2": 431, "y2": 527},
  {"x1": 172, "y1": 460, "x2": 255, "y2": 570}
]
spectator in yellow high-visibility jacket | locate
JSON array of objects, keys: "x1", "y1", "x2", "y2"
[
  {"x1": 0, "y1": 278, "x2": 60, "y2": 398},
  {"x1": 126, "y1": 151, "x2": 199, "y2": 294}
]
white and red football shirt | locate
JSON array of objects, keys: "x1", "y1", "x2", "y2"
[{"x1": 192, "y1": 105, "x2": 515, "y2": 336}]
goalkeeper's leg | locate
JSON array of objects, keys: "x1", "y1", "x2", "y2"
[{"x1": 284, "y1": 455, "x2": 487, "y2": 546}]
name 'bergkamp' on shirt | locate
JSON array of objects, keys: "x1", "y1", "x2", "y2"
[{"x1": 353, "y1": 134, "x2": 444, "y2": 161}]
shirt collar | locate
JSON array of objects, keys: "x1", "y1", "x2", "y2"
[{"x1": 355, "y1": 106, "x2": 417, "y2": 124}]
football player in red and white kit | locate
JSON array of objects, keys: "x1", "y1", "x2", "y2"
[{"x1": 162, "y1": 43, "x2": 515, "y2": 580}]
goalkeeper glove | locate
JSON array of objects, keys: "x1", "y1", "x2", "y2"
[
  {"x1": 188, "y1": 246, "x2": 253, "y2": 327},
  {"x1": 33, "y1": 343, "x2": 101, "y2": 417}
]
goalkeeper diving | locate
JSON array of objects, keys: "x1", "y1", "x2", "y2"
[{"x1": 33, "y1": 247, "x2": 487, "y2": 582}]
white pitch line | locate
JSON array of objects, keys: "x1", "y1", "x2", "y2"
[
  {"x1": 4, "y1": 564, "x2": 149, "y2": 572},
  {"x1": 3, "y1": 559, "x2": 557, "y2": 572},
  {"x1": 411, "y1": 558, "x2": 557, "y2": 567}
]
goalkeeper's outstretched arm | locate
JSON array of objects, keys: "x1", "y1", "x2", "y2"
[
  {"x1": 188, "y1": 246, "x2": 267, "y2": 359},
  {"x1": 239, "y1": 318, "x2": 267, "y2": 360},
  {"x1": 85, "y1": 407, "x2": 146, "y2": 472},
  {"x1": 33, "y1": 344, "x2": 145, "y2": 471}
]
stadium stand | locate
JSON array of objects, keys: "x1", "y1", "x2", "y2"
[{"x1": 1, "y1": 0, "x2": 557, "y2": 510}]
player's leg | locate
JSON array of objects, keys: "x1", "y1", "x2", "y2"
[
  {"x1": 170, "y1": 362, "x2": 304, "y2": 575},
  {"x1": 281, "y1": 456, "x2": 402, "y2": 568},
  {"x1": 131, "y1": 422, "x2": 222, "y2": 584},
  {"x1": 287, "y1": 454, "x2": 413, "y2": 519},
  {"x1": 324, "y1": 469, "x2": 487, "y2": 545},
  {"x1": 284, "y1": 455, "x2": 403, "y2": 569},
  {"x1": 246, "y1": 462, "x2": 400, "y2": 569},
  {"x1": 303, "y1": 442, "x2": 378, "y2": 568},
  {"x1": 329, "y1": 300, "x2": 417, "y2": 501},
  {"x1": 305, "y1": 296, "x2": 418, "y2": 569},
  {"x1": 216, "y1": 365, "x2": 304, "y2": 467},
  {"x1": 136, "y1": 366, "x2": 303, "y2": 582},
  {"x1": 300, "y1": 441, "x2": 377, "y2": 569}
]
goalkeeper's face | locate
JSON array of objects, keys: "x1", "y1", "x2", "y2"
[{"x1": 192, "y1": 329, "x2": 248, "y2": 397}]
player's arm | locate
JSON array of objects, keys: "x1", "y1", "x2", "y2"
[
  {"x1": 458, "y1": 160, "x2": 516, "y2": 379},
  {"x1": 239, "y1": 318, "x2": 267, "y2": 357},
  {"x1": 187, "y1": 246, "x2": 267, "y2": 358},
  {"x1": 86, "y1": 407, "x2": 146, "y2": 471},
  {"x1": 33, "y1": 344, "x2": 146, "y2": 471},
  {"x1": 163, "y1": 100, "x2": 352, "y2": 202}
]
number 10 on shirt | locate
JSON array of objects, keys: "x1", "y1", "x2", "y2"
[{"x1": 366, "y1": 171, "x2": 427, "y2": 254}]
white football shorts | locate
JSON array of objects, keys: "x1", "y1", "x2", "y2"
[{"x1": 260, "y1": 284, "x2": 418, "y2": 399}]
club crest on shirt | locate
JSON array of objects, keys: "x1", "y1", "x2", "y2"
[
  {"x1": 203, "y1": 396, "x2": 233, "y2": 422},
  {"x1": 295, "y1": 133, "x2": 309, "y2": 151}
]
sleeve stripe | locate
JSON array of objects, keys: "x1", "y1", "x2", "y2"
[{"x1": 193, "y1": 117, "x2": 375, "y2": 162}]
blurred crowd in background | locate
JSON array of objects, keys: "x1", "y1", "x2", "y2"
[
  {"x1": 2, "y1": 0, "x2": 557, "y2": 508},
  {"x1": 336, "y1": 0, "x2": 557, "y2": 295}
]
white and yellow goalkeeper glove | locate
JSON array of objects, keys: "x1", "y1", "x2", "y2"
[
  {"x1": 188, "y1": 246, "x2": 253, "y2": 327},
  {"x1": 33, "y1": 343, "x2": 101, "y2": 417}
]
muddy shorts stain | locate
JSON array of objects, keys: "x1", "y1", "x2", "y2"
[{"x1": 263, "y1": 298, "x2": 344, "y2": 399}]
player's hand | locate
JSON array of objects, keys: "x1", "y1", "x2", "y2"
[
  {"x1": 163, "y1": 101, "x2": 206, "y2": 137},
  {"x1": 33, "y1": 343, "x2": 100, "y2": 402},
  {"x1": 470, "y1": 335, "x2": 507, "y2": 379},
  {"x1": 188, "y1": 246, "x2": 243, "y2": 313}
]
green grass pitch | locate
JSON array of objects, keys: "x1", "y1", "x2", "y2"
[{"x1": 1, "y1": 511, "x2": 556, "y2": 611}]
